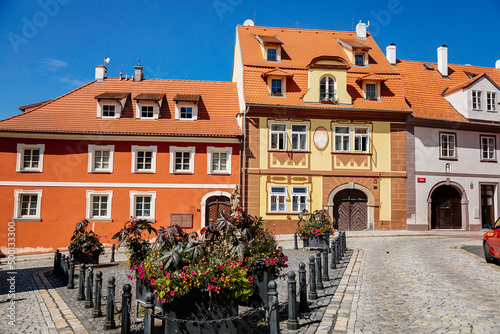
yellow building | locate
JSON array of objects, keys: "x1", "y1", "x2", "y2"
[{"x1": 232, "y1": 22, "x2": 410, "y2": 232}]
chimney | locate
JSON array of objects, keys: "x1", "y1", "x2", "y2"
[
  {"x1": 496, "y1": 59, "x2": 500, "y2": 69},
  {"x1": 437, "y1": 45, "x2": 448, "y2": 77},
  {"x1": 134, "y1": 66, "x2": 143, "y2": 82},
  {"x1": 356, "y1": 20, "x2": 368, "y2": 39},
  {"x1": 95, "y1": 65, "x2": 107, "y2": 81},
  {"x1": 386, "y1": 43, "x2": 396, "y2": 65}
]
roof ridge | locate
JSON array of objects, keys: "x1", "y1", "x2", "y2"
[
  {"x1": 238, "y1": 24, "x2": 360, "y2": 35},
  {"x1": 105, "y1": 77, "x2": 235, "y2": 84}
]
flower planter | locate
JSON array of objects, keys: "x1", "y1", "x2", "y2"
[
  {"x1": 242, "y1": 266, "x2": 274, "y2": 308},
  {"x1": 71, "y1": 250, "x2": 99, "y2": 266},
  {"x1": 320, "y1": 101, "x2": 338, "y2": 104},
  {"x1": 303, "y1": 234, "x2": 330, "y2": 249},
  {"x1": 161, "y1": 289, "x2": 238, "y2": 334}
]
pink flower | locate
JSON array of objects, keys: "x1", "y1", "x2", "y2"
[
  {"x1": 213, "y1": 286, "x2": 218, "y2": 292},
  {"x1": 127, "y1": 275, "x2": 132, "y2": 280},
  {"x1": 210, "y1": 276, "x2": 216, "y2": 282},
  {"x1": 151, "y1": 279, "x2": 155, "y2": 285},
  {"x1": 248, "y1": 276, "x2": 254, "y2": 283},
  {"x1": 183, "y1": 266, "x2": 188, "y2": 270},
  {"x1": 166, "y1": 272, "x2": 170, "y2": 278},
  {"x1": 208, "y1": 285, "x2": 213, "y2": 290},
  {"x1": 170, "y1": 291, "x2": 175, "y2": 296},
  {"x1": 161, "y1": 299, "x2": 166, "y2": 303},
  {"x1": 191, "y1": 271, "x2": 196, "y2": 275},
  {"x1": 139, "y1": 273, "x2": 144, "y2": 279}
]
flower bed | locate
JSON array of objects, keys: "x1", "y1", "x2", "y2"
[
  {"x1": 68, "y1": 219, "x2": 104, "y2": 265},
  {"x1": 297, "y1": 209, "x2": 335, "y2": 249}
]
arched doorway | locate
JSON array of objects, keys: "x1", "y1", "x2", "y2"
[
  {"x1": 430, "y1": 185, "x2": 462, "y2": 229},
  {"x1": 205, "y1": 196, "x2": 231, "y2": 226},
  {"x1": 333, "y1": 189, "x2": 368, "y2": 231}
]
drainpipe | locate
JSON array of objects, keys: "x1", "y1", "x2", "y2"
[{"x1": 241, "y1": 106, "x2": 249, "y2": 211}]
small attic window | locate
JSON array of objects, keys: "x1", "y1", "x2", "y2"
[
  {"x1": 173, "y1": 94, "x2": 200, "y2": 120},
  {"x1": 355, "y1": 53, "x2": 365, "y2": 66},
  {"x1": 464, "y1": 71, "x2": 478, "y2": 79},
  {"x1": 267, "y1": 48, "x2": 277, "y2": 61},
  {"x1": 424, "y1": 64, "x2": 434, "y2": 70}
]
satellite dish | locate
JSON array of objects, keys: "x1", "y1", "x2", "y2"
[
  {"x1": 243, "y1": 19, "x2": 254, "y2": 26},
  {"x1": 104, "y1": 57, "x2": 110, "y2": 65}
]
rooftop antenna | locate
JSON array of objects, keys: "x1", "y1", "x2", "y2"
[
  {"x1": 104, "y1": 57, "x2": 110, "y2": 65},
  {"x1": 253, "y1": 7, "x2": 256, "y2": 24},
  {"x1": 138, "y1": 58, "x2": 142, "y2": 67}
]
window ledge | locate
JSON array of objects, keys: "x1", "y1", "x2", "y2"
[
  {"x1": 480, "y1": 159, "x2": 497, "y2": 163},
  {"x1": 89, "y1": 171, "x2": 113, "y2": 174},
  {"x1": 266, "y1": 212, "x2": 288, "y2": 215},
  {"x1": 439, "y1": 157, "x2": 458, "y2": 161},
  {"x1": 132, "y1": 170, "x2": 156, "y2": 174},
  {"x1": 209, "y1": 172, "x2": 231, "y2": 175},
  {"x1": 12, "y1": 218, "x2": 41, "y2": 222},
  {"x1": 268, "y1": 150, "x2": 311, "y2": 153},
  {"x1": 18, "y1": 170, "x2": 42, "y2": 173},
  {"x1": 332, "y1": 152, "x2": 372, "y2": 155},
  {"x1": 171, "y1": 171, "x2": 194, "y2": 174},
  {"x1": 365, "y1": 98, "x2": 380, "y2": 102},
  {"x1": 87, "y1": 218, "x2": 113, "y2": 222}
]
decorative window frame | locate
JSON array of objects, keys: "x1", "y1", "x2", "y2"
[
  {"x1": 16, "y1": 143, "x2": 45, "y2": 172},
  {"x1": 207, "y1": 146, "x2": 232, "y2": 174},
  {"x1": 269, "y1": 185, "x2": 287, "y2": 213},
  {"x1": 129, "y1": 191, "x2": 156, "y2": 221},
  {"x1": 175, "y1": 102, "x2": 198, "y2": 121},
  {"x1": 169, "y1": 146, "x2": 195, "y2": 174},
  {"x1": 319, "y1": 75, "x2": 337, "y2": 102},
  {"x1": 472, "y1": 90, "x2": 483, "y2": 111},
  {"x1": 97, "y1": 100, "x2": 121, "y2": 119},
  {"x1": 88, "y1": 145, "x2": 114, "y2": 173},
  {"x1": 486, "y1": 92, "x2": 497, "y2": 112},
  {"x1": 291, "y1": 186, "x2": 308, "y2": 213},
  {"x1": 291, "y1": 124, "x2": 308, "y2": 151},
  {"x1": 13, "y1": 189, "x2": 42, "y2": 221},
  {"x1": 480, "y1": 135, "x2": 496, "y2": 162},
  {"x1": 131, "y1": 145, "x2": 157, "y2": 173},
  {"x1": 86, "y1": 190, "x2": 113, "y2": 222},
  {"x1": 364, "y1": 82, "x2": 379, "y2": 101},
  {"x1": 333, "y1": 125, "x2": 351, "y2": 152},
  {"x1": 267, "y1": 76, "x2": 286, "y2": 97},
  {"x1": 135, "y1": 100, "x2": 159, "y2": 119},
  {"x1": 439, "y1": 132, "x2": 457, "y2": 160},
  {"x1": 269, "y1": 123, "x2": 287, "y2": 151}
]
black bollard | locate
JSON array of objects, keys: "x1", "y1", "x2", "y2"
[
  {"x1": 308, "y1": 256, "x2": 317, "y2": 300},
  {"x1": 287, "y1": 271, "x2": 298, "y2": 330},
  {"x1": 60, "y1": 254, "x2": 66, "y2": 279},
  {"x1": 268, "y1": 280, "x2": 279, "y2": 334},
  {"x1": 104, "y1": 276, "x2": 116, "y2": 330},
  {"x1": 93, "y1": 271, "x2": 103, "y2": 318},
  {"x1": 121, "y1": 284, "x2": 132, "y2": 334},
  {"x1": 298, "y1": 262, "x2": 309, "y2": 312},
  {"x1": 53, "y1": 250, "x2": 59, "y2": 275},
  {"x1": 85, "y1": 267, "x2": 94, "y2": 309},
  {"x1": 61, "y1": 255, "x2": 67, "y2": 284},
  {"x1": 315, "y1": 251, "x2": 323, "y2": 290},
  {"x1": 68, "y1": 258, "x2": 75, "y2": 289},
  {"x1": 322, "y1": 249, "x2": 329, "y2": 281},
  {"x1": 143, "y1": 292, "x2": 154, "y2": 334},
  {"x1": 330, "y1": 240, "x2": 337, "y2": 269},
  {"x1": 77, "y1": 264, "x2": 86, "y2": 301},
  {"x1": 111, "y1": 244, "x2": 115, "y2": 263},
  {"x1": 64, "y1": 256, "x2": 71, "y2": 285},
  {"x1": 294, "y1": 233, "x2": 298, "y2": 250},
  {"x1": 335, "y1": 237, "x2": 340, "y2": 264},
  {"x1": 343, "y1": 231, "x2": 347, "y2": 254}
]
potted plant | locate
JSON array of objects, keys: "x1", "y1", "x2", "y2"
[
  {"x1": 68, "y1": 219, "x2": 105, "y2": 265},
  {"x1": 320, "y1": 96, "x2": 338, "y2": 104},
  {"x1": 296, "y1": 209, "x2": 335, "y2": 249}
]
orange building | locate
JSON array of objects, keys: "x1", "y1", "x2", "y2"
[{"x1": 0, "y1": 66, "x2": 241, "y2": 255}]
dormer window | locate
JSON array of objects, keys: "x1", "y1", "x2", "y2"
[
  {"x1": 267, "y1": 48, "x2": 277, "y2": 61},
  {"x1": 366, "y1": 83, "x2": 377, "y2": 100},
  {"x1": 95, "y1": 92, "x2": 129, "y2": 119},
  {"x1": 141, "y1": 106, "x2": 154, "y2": 118},
  {"x1": 271, "y1": 79, "x2": 282, "y2": 96},
  {"x1": 134, "y1": 93, "x2": 164, "y2": 120},
  {"x1": 320, "y1": 76, "x2": 337, "y2": 102},
  {"x1": 174, "y1": 94, "x2": 200, "y2": 120},
  {"x1": 256, "y1": 35, "x2": 283, "y2": 62},
  {"x1": 487, "y1": 92, "x2": 497, "y2": 112},
  {"x1": 472, "y1": 90, "x2": 483, "y2": 110},
  {"x1": 103, "y1": 105, "x2": 116, "y2": 118},
  {"x1": 355, "y1": 53, "x2": 365, "y2": 66}
]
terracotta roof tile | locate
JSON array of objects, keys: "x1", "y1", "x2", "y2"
[
  {"x1": 256, "y1": 35, "x2": 284, "y2": 44},
  {"x1": 337, "y1": 37, "x2": 372, "y2": 50},
  {"x1": 133, "y1": 93, "x2": 165, "y2": 100},
  {"x1": 356, "y1": 74, "x2": 387, "y2": 83},
  {"x1": 94, "y1": 92, "x2": 130, "y2": 100},
  {"x1": 0, "y1": 79, "x2": 241, "y2": 137},
  {"x1": 261, "y1": 68, "x2": 294, "y2": 78},
  {"x1": 173, "y1": 94, "x2": 201, "y2": 102}
]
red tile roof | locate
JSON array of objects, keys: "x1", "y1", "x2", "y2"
[
  {"x1": 396, "y1": 60, "x2": 500, "y2": 122},
  {"x1": 261, "y1": 68, "x2": 294, "y2": 78},
  {"x1": 0, "y1": 79, "x2": 241, "y2": 137}
]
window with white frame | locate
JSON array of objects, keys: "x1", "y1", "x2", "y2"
[
  {"x1": 487, "y1": 92, "x2": 497, "y2": 112},
  {"x1": 102, "y1": 105, "x2": 116, "y2": 118},
  {"x1": 365, "y1": 83, "x2": 377, "y2": 100},
  {"x1": 291, "y1": 186, "x2": 308, "y2": 212},
  {"x1": 269, "y1": 186, "x2": 286, "y2": 213},
  {"x1": 16, "y1": 143, "x2": 45, "y2": 172},
  {"x1": 175, "y1": 102, "x2": 198, "y2": 120},
  {"x1": 207, "y1": 146, "x2": 232, "y2": 174},
  {"x1": 141, "y1": 106, "x2": 154, "y2": 118},
  {"x1": 170, "y1": 146, "x2": 195, "y2": 174},
  {"x1": 180, "y1": 107, "x2": 193, "y2": 119},
  {"x1": 86, "y1": 190, "x2": 112, "y2": 221},
  {"x1": 270, "y1": 123, "x2": 287, "y2": 150},
  {"x1": 88, "y1": 145, "x2": 114, "y2": 173},
  {"x1": 440, "y1": 133, "x2": 456, "y2": 158},
  {"x1": 354, "y1": 127, "x2": 369, "y2": 152},
  {"x1": 13, "y1": 189, "x2": 42, "y2": 221},
  {"x1": 334, "y1": 126, "x2": 350, "y2": 152},
  {"x1": 291, "y1": 124, "x2": 307, "y2": 151},
  {"x1": 472, "y1": 90, "x2": 483, "y2": 110},
  {"x1": 130, "y1": 191, "x2": 156, "y2": 220},
  {"x1": 481, "y1": 136, "x2": 496, "y2": 161},
  {"x1": 355, "y1": 53, "x2": 365, "y2": 66},
  {"x1": 320, "y1": 76, "x2": 336, "y2": 101},
  {"x1": 131, "y1": 145, "x2": 157, "y2": 173},
  {"x1": 271, "y1": 78, "x2": 283, "y2": 96}
]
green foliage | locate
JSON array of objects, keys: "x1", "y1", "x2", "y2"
[
  {"x1": 112, "y1": 218, "x2": 157, "y2": 263},
  {"x1": 296, "y1": 209, "x2": 335, "y2": 238},
  {"x1": 68, "y1": 219, "x2": 105, "y2": 257}
]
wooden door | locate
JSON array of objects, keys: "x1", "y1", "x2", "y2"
[
  {"x1": 431, "y1": 186, "x2": 462, "y2": 229},
  {"x1": 333, "y1": 189, "x2": 367, "y2": 231},
  {"x1": 206, "y1": 196, "x2": 231, "y2": 225},
  {"x1": 481, "y1": 185, "x2": 495, "y2": 228}
]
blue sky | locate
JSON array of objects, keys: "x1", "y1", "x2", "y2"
[{"x1": 1, "y1": 0, "x2": 499, "y2": 119}]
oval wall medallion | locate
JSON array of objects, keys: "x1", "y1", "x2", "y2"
[{"x1": 313, "y1": 126, "x2": 329, "y2": 151}]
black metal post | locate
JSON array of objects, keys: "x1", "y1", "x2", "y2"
[
  {"x1": 268, "y1": 280, "x2": 279, "y2": 334},
  {"x1": 121, "y1": 284, "x2": 132, "y2": 334},
  {"x1": 330, "y1": 240, "x2": 337, "y2": 269},
  {"x1": 298, "y1": 262, "x2": 309, "y2": 312},
  {"x1": 111, "y1": 244, "x2": 115, "y2": 263},
  {"x1": 143, "y1": 292, "x2": 154, "y2": 334},
  {"x1": 104, "y1": 276, "x2": 116, "y2": 330},
  {"x1": 342, "y1": 231, "x2": 347, "y2": 254},
  {"x1": 293, "y1": 233, "x2": 298, "y2": 250},
  {"x1": 53, "y1": 250, "x2": 59, "y2": 275},
  {"x1": 77, "y1": 264, "x2": 86, "y2": 301},
  {"x1": 85, "y1": 267, "x2": 94, "y2": 309},
  {"x1": 68, "y1": 258, "x2": 75, "y2": 289},
  {"x1": 59, "y1": 254, "x2": 65, "y2": 279},
  {"x1": 308, "y1": 256, "x2": 317, "y2": 300},
  {"x1": 315, "y1": 251, "x2": 323, "y2": 290},
  {"x1": 287, "y1": 271, "x2": 298, "y2": 330},
  {"x1": 322, "y1": 249, "x2": 329, "y2": 281},
  {"x1": 93, "y1": 271, "x2": 103, "y2": 318},
  {"x1": 61, "y1": 255, "x2": 68, "y2": 284},
  {"x1": 335, "y1": 237, "x2": 340, "y2": 264}
]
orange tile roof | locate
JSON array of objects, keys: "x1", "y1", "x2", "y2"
[
  {"x1": 337, "y1": 37, "x2": 372, "y2": 50},
  {"x1": 261, "y1": 68, "x2": 294, "y2": 78},
  {"x1": 356, "y1": 74, "x2": 387, "y2": 83},
  {"x1": 237, "y1": 25, "x2": 409, "y2": 112},
  {"x1": 0, "y1": 79, "x2": 241, "y2": 137},
  {"x1": 395, "y1": 60, "x2": 500, "y2": 122}
]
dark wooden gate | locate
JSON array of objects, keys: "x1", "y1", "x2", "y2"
[
  {"x1": 481, "y1": 185, "x2": 495, "y2": 228},
  {"x1": 206, "y1": 196, "x2": 231, "y2": 225},
  {"x1": 333, "y1": 189, "x2": 367, "y2": 231},
  {"x1": 431, "y1": 185, "x2": 462, "y2": 229}
]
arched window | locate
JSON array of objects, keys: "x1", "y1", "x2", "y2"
[{"x1": 320, "y1": 76, "x2": 336, "y2": 101}]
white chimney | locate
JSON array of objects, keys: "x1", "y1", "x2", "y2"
[
  {"x1": 496, "y1": 59, "x2": 500, "y2": 69},
  {"x1": 386, "y1": 44, "x2": 396, "y2": 65},
  {"x1": 437, "y1": 45, "x2": 448, "y2": 77},
  {"x1": 356, "y1": 20, "x2": 367, "y2": 39},
  {"x1": 134, "y1": 66, "x2": 143, "y2": 82},
  {"x1": 95, "y1": 65, "x2": 107, "y2": 81}
]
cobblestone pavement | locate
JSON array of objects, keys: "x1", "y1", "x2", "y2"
[
  {"x1": 0, "y1": 240, "x2": 353, "y2": 334},
  {"x1": 335, "y1": 236, "x2": 500, "y2": 334}
]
